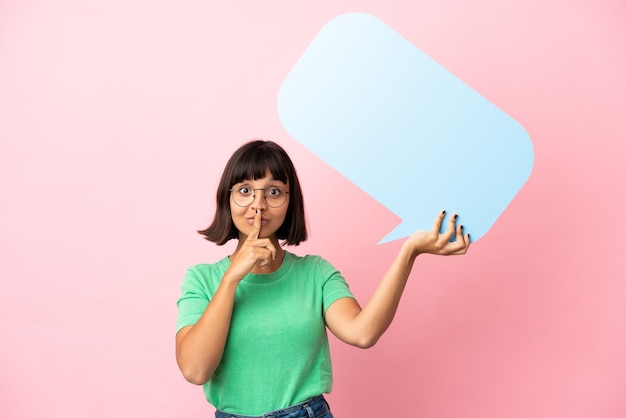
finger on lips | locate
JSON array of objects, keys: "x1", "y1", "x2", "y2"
[
  {"x1": 252, "y1": 210, "x2": 276, "y2": 261},
  {"x1": 249, "y1": 209, "x2": 262, "y2": 240}
]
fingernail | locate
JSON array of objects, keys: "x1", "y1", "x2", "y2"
[
  {"x1": 454, "y1": 214, "x2": 458, "y2": 220},
  {"x1": 442, "y1": 210, "x2": 446, "y2": 215},
  {"x1": 460, "y1": 225, "x2": 463, "y2": 230}
]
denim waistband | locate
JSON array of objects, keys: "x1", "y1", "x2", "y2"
[{"x1": 215, "y1": 395, "x2": 330, "y2": 418}]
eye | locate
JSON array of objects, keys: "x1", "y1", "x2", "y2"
[
  {"x1": 237, "y1": 186, "x2": 252, "y2": 196},
  {"x1": 266, "y1": 187, "x2": 283, "y2": 198}
]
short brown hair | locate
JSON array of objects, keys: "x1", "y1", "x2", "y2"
[{"x1": 198, "y1": 140, "x2": 307, "y2": 245}]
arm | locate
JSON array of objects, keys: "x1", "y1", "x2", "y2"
[
  {"x1": 175, "y1": 210, "x2": 276, "y2": 384},
  {"x1": 175, "y1": 276, "x2": 238, "y2": 384},
  {"x1": 325, "y1": 211, "x2": 470, "y2": 349}
]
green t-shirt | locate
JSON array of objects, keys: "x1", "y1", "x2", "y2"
[{"x1": 176, "y1": 251, "x2": 354, "y2": 415}]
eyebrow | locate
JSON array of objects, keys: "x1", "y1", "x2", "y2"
[{"x1": 236, "y1": 179, "x2": 287, "y2": 186}]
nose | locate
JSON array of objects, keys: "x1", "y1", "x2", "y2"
[{"x1": 250, "y1": 189, "x2": 267, "y2": 211}]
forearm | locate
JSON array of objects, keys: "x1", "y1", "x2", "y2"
[
  {"x1": 327, "y1": 212, "x2": 469, "y2": 348},
  {"x1": 354, "y1": 243, "x2": 418, "y2": 345},
  {"x1": 176, "y1": 277, "x2": 239, "y2": 385}
]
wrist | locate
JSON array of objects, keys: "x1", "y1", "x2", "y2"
[
  {"x1": 400, "y1": 239, "x2": 421, "y2": 261},
  {"x1": 222, "y1": 268, "x2": 245, "y2": 286}
]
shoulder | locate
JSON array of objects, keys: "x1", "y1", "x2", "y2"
[
  {"x1": 286, "y1": 251, "x2": 336, "y2": 270},
  {"x1": 285, "y1": 251, "x2": 342, "y2": 281},
  {"x1": 182, "y1": 257, "x2": 230, "y2": 289}
]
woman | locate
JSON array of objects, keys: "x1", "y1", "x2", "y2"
[{"x1": 176, "y1": 140, "x2": 470, "y2": 417}]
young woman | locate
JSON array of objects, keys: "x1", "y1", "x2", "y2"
[{"x1": 176, "y1": 140, "x2": 470, "y2": 417}]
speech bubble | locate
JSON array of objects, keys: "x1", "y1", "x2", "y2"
[{"x1": 278, "y1": 13, "x2": 533, "y2": 243}]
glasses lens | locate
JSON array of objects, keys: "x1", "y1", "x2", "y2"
[
  {"x1": 232, "y1": 186, "x2": 253, "y2": 207},
  {"x1": 264, "y1": 187, "x2": 287, "y2": 208}
]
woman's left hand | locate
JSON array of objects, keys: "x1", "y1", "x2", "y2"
[
  {"x1": 405, "y1": 210, "x2": 470, "y2": 256},
  {"x1": 325, "y1": 210, "x2": 470, "y2": 349}
]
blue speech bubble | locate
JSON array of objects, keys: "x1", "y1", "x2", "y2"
[{"x1": 278, "y1": 13, "x2": 533, "y2": 243}]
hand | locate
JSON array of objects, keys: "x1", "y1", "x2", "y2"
[
  {"x1": 405, "y1": 211, "x2": 470, "y2": 256},
  {"x1": 226, "y1": 210, "x2": 277, "y2": 281}
]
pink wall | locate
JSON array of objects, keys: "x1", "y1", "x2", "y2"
[{"x1": 1, "y1": 1, "x2": 625, "y2": 417}]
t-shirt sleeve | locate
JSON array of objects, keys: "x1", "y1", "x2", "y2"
[
  {"x1": 319, "y1": 258, "x2": 355, "y2": 315},
  {"x1": 176, "y1": 267, "x2": 210, "y2": 334}
]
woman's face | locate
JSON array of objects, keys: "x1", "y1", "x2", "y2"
[{"x1": 229, "y1": 171, "x2": 289, "y2": 241}]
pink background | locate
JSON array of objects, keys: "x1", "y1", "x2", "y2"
[{"x1": 1, "y1": 1, "x2": 625, "y2": 417}]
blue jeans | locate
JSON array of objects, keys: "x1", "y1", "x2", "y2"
[{"x1": 214, "y1": 395, "x2": 334, "y2": 418}]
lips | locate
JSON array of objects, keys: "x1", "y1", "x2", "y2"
[{"x1": 246, "y1": 217, "x2": 269, "y2": 224}]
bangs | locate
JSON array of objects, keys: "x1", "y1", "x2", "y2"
[{"x1": 230, "y1": 146, "x2": 289, "y2": 185}]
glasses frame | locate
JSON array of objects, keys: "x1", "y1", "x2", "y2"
[{"x1": 228, "y1": 186, "x2": 290, "y2": 208}]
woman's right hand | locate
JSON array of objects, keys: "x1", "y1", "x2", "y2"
[
  {"x1": 177, "y1": 210, "x2": 276, "y2": 384},
  {"x1": 225, "y1": 209, "x2": 277, "y2": 282}
]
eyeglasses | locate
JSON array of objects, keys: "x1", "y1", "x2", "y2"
[{"x1": 229, "y1": 185, "x2": 289, "y2": 208}]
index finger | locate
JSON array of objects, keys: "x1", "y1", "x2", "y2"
[
  {"x1": 248, "y1": 209, "x2": 262, "y2": 241},
  {"x1": 432, "y1": 210, "x2": 446, "y2": 235}
]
